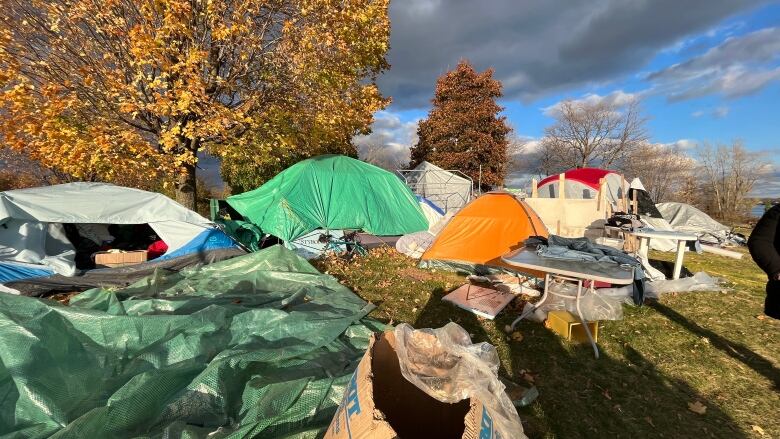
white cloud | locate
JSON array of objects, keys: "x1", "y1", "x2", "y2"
[
  {"x1": 712, "y1": 105, "x2": 730, "y2": 118},
  {"x1": 382, "y1": 0, "x2": 763, "y2": 108},
  {"x1": 648, "y1": 27, "x2": 780, "y2": 101},
  {"x1": 542, "y1": 90, "x2": 640, "y2": 116},
  {"x1": 662, "y1": 21, "x2": 745, "y2": 54},
  {"x1": 354, "y1": 111, "x2": 420, "y2": 170},
  {"x1": 692, "y1": 106, "x2": 730, "y2": 118},
  {"x1": 663, "y1": 139, "x2": 698, "y2": 150},
  {"x1": 750, "y1": 167, "x2": 780, "y2": 198}
]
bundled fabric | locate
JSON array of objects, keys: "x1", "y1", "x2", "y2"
[
  {"x1": 537, "y1": 235, "x2": 644, "y2": 305},
  {"x1": 0, "y1": 245, "x2": 382, "y2": 438}
]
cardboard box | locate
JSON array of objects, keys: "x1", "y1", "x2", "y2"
[
  {"x1": 443, "y1": 283, "x2": 515, "y2": 320},
  {"x1": 545, "y1": 310, "x2": 599, "y2": 344},
  {"x1": 324, "y1": 331, "x2": 507, "y2": 439},
  {"x1": 94, "y1": 250, "x2": 148, "y2": 268}
]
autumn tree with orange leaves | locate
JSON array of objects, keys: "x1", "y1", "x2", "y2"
[
  {"x1": 410, "y1": 60, "x2": 511, "y2": 188},
  {"x1": 0, "y1": 0, "x2": 389, "y2": 207}
]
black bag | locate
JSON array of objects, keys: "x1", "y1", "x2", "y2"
[{"x1": 607, "y1": 212, "x2": 643, "y2": 230}]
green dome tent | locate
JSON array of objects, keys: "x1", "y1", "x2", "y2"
[{"x1": 226, "y1": 155, "x2": 428, "y2": 242}]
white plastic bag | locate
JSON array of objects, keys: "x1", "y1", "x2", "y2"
[
  {"x1": 393, "y1": 323, "x2": 527, "y2": 439},
  {"x1": 535, "y1": 282, "x2": 625, "y2": 320},
  {"x1": 645, "y1": 272, "x2": 722, "y2": 298}
]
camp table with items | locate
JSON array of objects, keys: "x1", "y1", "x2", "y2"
[
  {"x1": 627, "y1": 229, "x2": 698, "y2": 280},
  {"x1": 502, "y1": 248, "x2": 635, "y2": 358}
]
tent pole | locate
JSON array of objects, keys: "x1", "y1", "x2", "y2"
[
  {"x1": 478, "y1": 164, "x2": 482, "y2": 195},
  {"x1": 531, "y1": 178, "x2": 538, "y2": 198},
  {"x1": 558, "y1": 173, "x2": 565, "y2": 200},
  {"x1": 597, "y1": 178, "x2": 605, "y2": 212}
]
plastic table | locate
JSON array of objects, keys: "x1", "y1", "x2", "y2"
[
  {"x1": 502, "y1": 248, "x2": 635, "y2": 358},
  {"x1": 627, "y1": 229, "x2": 698, "y2": 280}
]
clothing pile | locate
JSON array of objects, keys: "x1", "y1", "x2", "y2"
[{"x1": 533, "y1": 235, "x2": 645, "y2": 305}]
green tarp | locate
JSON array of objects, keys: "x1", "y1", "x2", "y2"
[
  {"x1": 226, "y1": 155, "x2": 428, "y2": 242},
  {"x1": 0, "y1": 245, "x2": 382, "y2": 438}
]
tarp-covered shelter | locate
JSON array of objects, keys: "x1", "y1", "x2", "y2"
[
  {"x1": 657, "y1": 202, "x2": 731, "y2": 244},
  {"x1": 227, "y1": 155, "x2": 428, "y2": 242},
  {"x1": 400, "y1": 161, "x2": 473, "y2": 213},
  {"x1": 537, "y1": 168, "x2": 627, "y2": 206},
  {"x1": 421, "y1": 192, "x2": 548, "y2": 272},
  {"x1": 0, "y1": 183, "x2": 242, "y2": 295},
  {"x1": 0, "y1": 245, "x2": 380, "y2": 437}
]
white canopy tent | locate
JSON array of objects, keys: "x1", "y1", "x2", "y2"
[{"x1": 399, "y1": 161, "x2": 473, "y2": 213}]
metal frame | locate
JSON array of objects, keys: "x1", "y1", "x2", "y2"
[
  {"x1": 511, "y1": 272, "x2": 600, "y2": 358},
  {"x1": 397, "y1": 167, "x2": 474, "y2": 214}
]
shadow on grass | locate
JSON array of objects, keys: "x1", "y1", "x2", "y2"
[
  {"x1": 408, "y1": 288, "x2": 747, "y2": 438},
  {"x1": 649, "y1": 300, "x2": 780, "y2": 391},
  {"x1": 514, "y1": 318, "x2": 749, "y2": 439}
]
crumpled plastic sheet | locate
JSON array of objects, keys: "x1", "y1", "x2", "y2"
[
  {"x1": 393, "y1": 322, "x2": 527, "y2": 439},
  {"x1": 644, "y1": 271, "x2": 723, "y2": 298},
  {"x1": 532, "y1": 282, "x2": 625, "y2": 321},
  {"x1": 395, "y1": 231, "x2": 436, "y2": 258}
]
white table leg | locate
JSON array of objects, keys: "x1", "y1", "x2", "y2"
[
  {"x1": 637, "y1": 236, "x2": 649, "y2": 260},
  {"x1": 673, "y1": 240, "x2": 686, "y2": 280},
  {"x1": 511, "y1": 273, "x2": 551, "y2": 330},
  {"x1": 575, "y1": 280, "x2": 599, "y2": 359}
]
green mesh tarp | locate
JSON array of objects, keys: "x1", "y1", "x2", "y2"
[
  {"x1": 226, "y1": 155, "x2": 428, "y2": 242},
  {"x1": 0, "y1": 245, "x2": 381, "y2": 438}
]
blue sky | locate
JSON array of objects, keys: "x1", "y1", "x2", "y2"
[{"x1": 355, "y1": 0, "x2": 780, "y2": 196}]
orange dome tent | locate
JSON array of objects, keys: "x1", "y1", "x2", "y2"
[{"x1": 421, "y1": 192, "x2": 548, "y2": 272}]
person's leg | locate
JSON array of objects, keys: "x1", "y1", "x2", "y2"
[{"x1": 766, "y1": 280, "x2": 780, "y2": 320}]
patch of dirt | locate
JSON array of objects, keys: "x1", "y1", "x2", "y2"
[{"x1": 400, "y1": 267, "x2": 433, "y2": 282}]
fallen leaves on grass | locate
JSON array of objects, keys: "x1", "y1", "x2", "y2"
[
  {"x1": 751, "y1": 425, "x2": 767, "y2": 436},
  {"x1": 687, "y1": 401, "x2": 707, "y2": 415}
]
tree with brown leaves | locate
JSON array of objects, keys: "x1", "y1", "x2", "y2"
[{"x1": 409, "y1": 60, "x2": 510, "y2": 188}]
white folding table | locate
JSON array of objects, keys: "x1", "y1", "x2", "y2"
[
  {"x1": 502, "y1": 248, "x2": 635, "y2": 358},
  {"x1": 627, "y1": 229, "x2": 698, "y2": 280}
]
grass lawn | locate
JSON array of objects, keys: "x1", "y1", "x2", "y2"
[{"x1": 313, "y1": 246, "x2": 780, "y2": 439}]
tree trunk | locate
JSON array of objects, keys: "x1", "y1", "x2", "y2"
[{"x1": 175, "y1": 161, "x2": 197, "y2": 210}]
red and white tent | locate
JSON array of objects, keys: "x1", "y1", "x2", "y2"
[{"x1": 536, "y1": 168, "x2": 628, "y2": 206}]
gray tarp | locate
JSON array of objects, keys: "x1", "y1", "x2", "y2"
[{"x1": 656, "y1": 202, "x2": 730, "y2": 244}]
